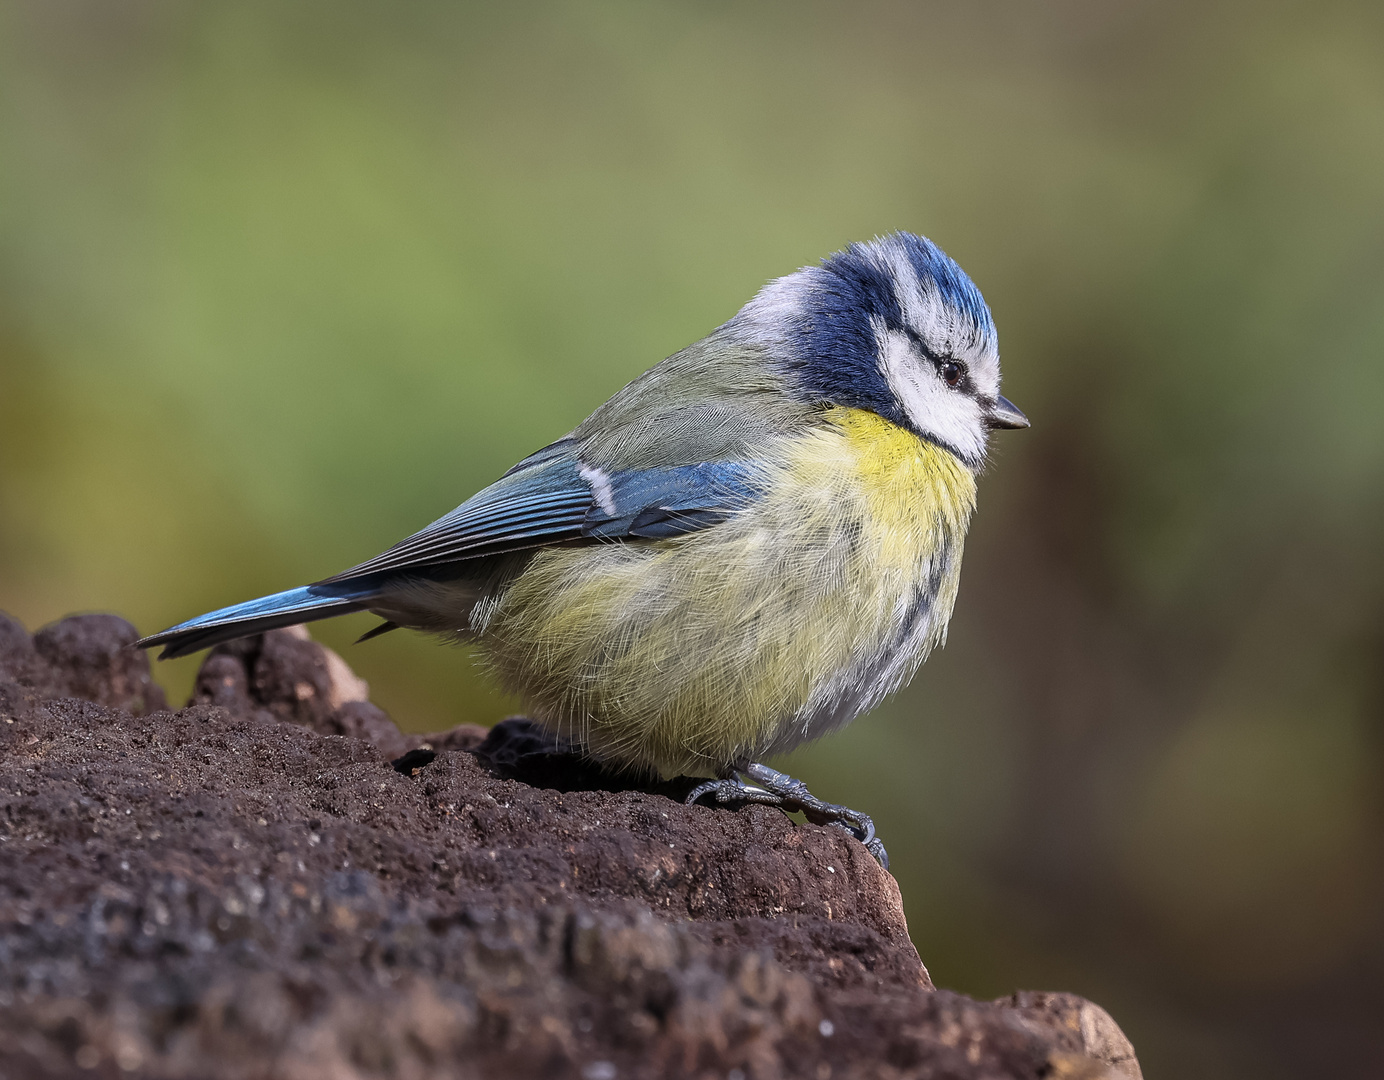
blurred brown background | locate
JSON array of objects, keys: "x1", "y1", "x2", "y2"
[{"x1": 3, "y1": 2, "x2": 1383, "y2": 1076}]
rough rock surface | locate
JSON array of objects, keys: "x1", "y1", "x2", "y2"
[{"x1": 0, "y1": 612, "x2": 1141, "y2": 1080}]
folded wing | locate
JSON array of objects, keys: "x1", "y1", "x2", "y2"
[{"x1": 319, "y1": 439, "x2": 766, "y2": 583}]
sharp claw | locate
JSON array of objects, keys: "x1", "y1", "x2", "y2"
[
  {"x1": 825, "y1": 814, "x2": 875, "y2": 848},
  {"x1": 684, "y1": 779, "x2": 723, "y2": 806},
  {"x1": 684, "y1": 764, "x2": 889, "y2": 868}
]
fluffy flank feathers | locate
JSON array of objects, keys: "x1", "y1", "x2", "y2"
[{"x1": 474, "y1": 407, "x2": 975, "y2": 778}]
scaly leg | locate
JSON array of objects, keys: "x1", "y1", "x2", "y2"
[{"x1": 686, "y1": 762, "x2": 889, "y2": 868}]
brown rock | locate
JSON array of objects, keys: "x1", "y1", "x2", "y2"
[
  {"x1": 0, "y1": 612, "x2": 1141, "y2": 1079},
  {"x1": 191, "y1": 650, "x2": 254, "y2": 711},
  {"x1": 0, "y1": 611, "x2": 48, "y2": 688},
  {"x1": 998, "y1": 992, "x2": 1143, "y2": 1080},
  {"x1": 32, "y1": 613, "x2": 168, "y2": 715},
  {"x1": 0, "y1": 612, "x2": 56, "y2": 722},
  {"x1": 0, "y1": 612, "x2": 167, "y2": 716},
  {"x1": 193, "y1": 626, "x2": 399, "y2": 744}
]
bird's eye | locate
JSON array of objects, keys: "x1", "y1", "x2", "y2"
[{"x1": 940, "y1": 360, "x2": 965, "y2": 387}]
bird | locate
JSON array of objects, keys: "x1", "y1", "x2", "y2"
[{"x1": 139, "y1": 232, "x2": 1027, "y2": 867}]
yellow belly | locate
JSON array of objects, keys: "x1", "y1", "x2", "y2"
[{"x1": 475, "y1": 407, "x2": 977, "y2": 777}]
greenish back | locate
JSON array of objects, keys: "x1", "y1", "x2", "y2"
[{"x1": 573, "y1": 330, "x2": 818, "y2": 470}]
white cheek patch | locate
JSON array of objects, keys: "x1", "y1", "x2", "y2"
[
  {"x1": 877, "y1": 244, "x2": 1001, "y2": 400},
  {"x1": 874, "y1": 323, "x2": 987, "y2": 464}
]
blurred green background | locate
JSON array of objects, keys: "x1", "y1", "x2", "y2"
[{"x1": 3, "y1": 1, "x2": 1383, "y2": 1076}]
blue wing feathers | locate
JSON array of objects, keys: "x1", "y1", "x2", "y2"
[
  {"x1": 137, "y1": 584, "x2": 372, "y2": 659},
  {"x1": 322, "y1": 450, "x2": 764, "y2": 583},
  {"x1": 603, "y1": 461, "x2": 763, "y2": 516},
  {"x1": 172, "y1": 585, "x2": 357, "y2": 628},
  {"x1": 140, "y1": 444, "x2": 769, "y2": 656},
  {"x1": 583, "y1": 461, "x2": 763, "y2": 539},
  {"x1": 318, "y1": 454, "x2": 592, "y2": 581}
]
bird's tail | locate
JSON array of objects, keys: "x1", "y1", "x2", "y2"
[{"x1": 136, "y1": 584, "x2": 371, "y2": 660}]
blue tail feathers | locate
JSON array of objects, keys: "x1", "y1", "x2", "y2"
[{"x1": 137, "y1": 584, "x2": 372, "y2": 660}]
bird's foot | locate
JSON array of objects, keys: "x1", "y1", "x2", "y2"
[{"x1": 685, "y1": 762, "x2": 889, "y2": 869}]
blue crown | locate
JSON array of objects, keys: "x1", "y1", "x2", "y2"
[{"x1": 780, "y1": 232, "x2": 995, "y2": 429}]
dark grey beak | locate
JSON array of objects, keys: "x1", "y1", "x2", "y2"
[{"x1": 986, "y1": 394, "x2": 1030, "y2": 430}]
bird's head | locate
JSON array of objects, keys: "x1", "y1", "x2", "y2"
[{"x1": 737, "y1": 232, "x2": 1028, "y2": 467}]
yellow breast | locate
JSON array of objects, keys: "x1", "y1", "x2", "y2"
[
  {"x1": 477, "y1": 407, "x2": 977, "y2": 778},
  {"x1": 799, "y1": 407, "x2": 976, "y2": 570}
]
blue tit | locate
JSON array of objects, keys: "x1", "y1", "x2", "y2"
[{"x1": 140, "y1": 232, "x2": 1027, "y2": 866}]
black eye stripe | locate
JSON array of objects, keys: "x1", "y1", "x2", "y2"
[
  {"x1": 902, "y1": 326, "x2": 939, "y2": 362},
  {"x1": 899, "y1": 327, "x2": 971, "y2": 390}
]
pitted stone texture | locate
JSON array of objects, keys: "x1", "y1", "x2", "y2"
[
  {"x1": 0, "y1": 612, "x2": 1139, "y2": 1079},
  {"x1": 0, "y1": 612, "x2": 165, "y2": 716}
]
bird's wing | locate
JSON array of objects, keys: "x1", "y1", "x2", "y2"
[{"x1": 318, "y1": 439, "x2": 766, "y2": 584}]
